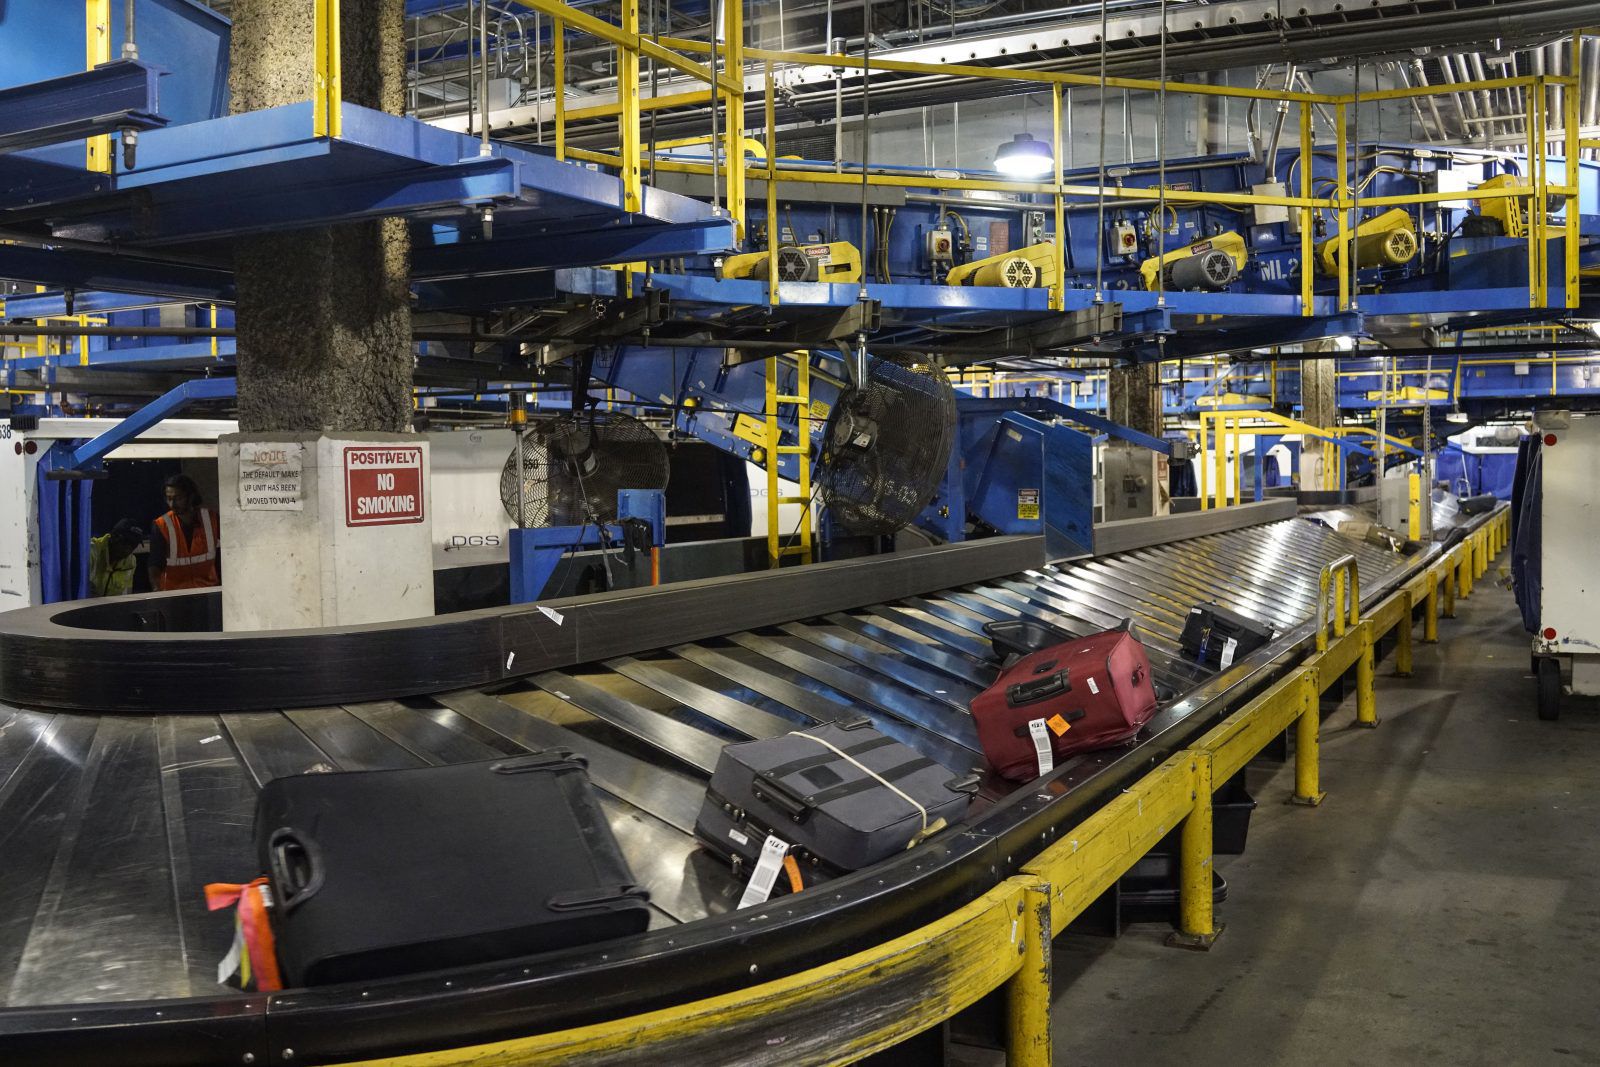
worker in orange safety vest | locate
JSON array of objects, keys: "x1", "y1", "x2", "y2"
[{"x1": 149, "y1": 474, "x2": 221, "y2": 591}]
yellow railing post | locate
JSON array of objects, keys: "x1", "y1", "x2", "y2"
[
  {"x1": 1299, "y1": 101, "x2": 1313, "y2": 317},
  {"x1": 1423, "y1": 569, "x2": 1439, "y2": 643},
  {"x1": 722, "y1": 0, "x2": 745, "y2": 238},
  {"x1": 1334, "y1": 102, "x2": 1350, "y2": 312},
  {"x1": 1168, "y1": 752, "x2": 1221, "y2": 950},
  {"x1": 312, "y1": 0, "x2": 343, "y2": 138},
  {"x1": 1566, "y1": 33, "x2": 1581, "y2": 309},
  {"x1": 1394, "y1": 590, "x2": 1414, "y2": 678},
  {"x1": 1355, "y1": 620, "x2": 1379, "y2": 727},
  {"x1": 85, "y1": 0, "x2": 112, "y2": 173},
  {"x1": 1005, "y1": 879, "x2": 1053, "y2": 1066},
  {"x1": 764, "y1": 63, "x2": 778, "y2": 305},
  {"x1": 1442, "y1": 562, "x2": 1457, "y2": 618},
  {"x1": 618, "y1": 0, "x2": 642, "y2": 213},
  {"x1": 1051, "y1": 84, "x2": 1065, "y2": 313},
  {"x1": 1291, "y1": 669, "x2": 1326, "y2": 806},
  {"x1": 1198, "y1": 413, "x2": 1210, "y2": 511},
  {"x1": 554, "y1": 17, "x2": 566, "y2": 161}
]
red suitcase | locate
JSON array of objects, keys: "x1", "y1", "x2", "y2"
[{"x1": 970, "y1": 626, "x2": 1159, "y2": 781}]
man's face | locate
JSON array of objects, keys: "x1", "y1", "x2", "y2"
[
  {"x1": 165, "y1": 486, "x2": 191, "y2": 514},
  {"x1": 109, "y1": 536, "x2": 136, "y2": 564}
]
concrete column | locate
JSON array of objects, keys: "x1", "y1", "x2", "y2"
[
  {"x1": 1299, "y1": 347, "x2": 1339, "y2": 490},
  {"x1": 221, "y1": 2, "x2": 431, "y2": 631},
  {"x1": 228, "y1": 0, "x2": 413, "y2": 434},
  {"x1": 1107, "y1": 362, "x2": 1163, "y2": 437}
]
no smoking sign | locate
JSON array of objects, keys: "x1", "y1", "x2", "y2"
[{"x1": 344, "y1": 446, "x2": 425, "y2": 527}]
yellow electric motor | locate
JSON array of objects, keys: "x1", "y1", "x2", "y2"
[
  {"x1": 721, "y1": 242, "x2": 862, "y2": 284},
  {"x1": 943, "y1": 243, "x2": 1059, "y2": 288},
  {"x1": 1138, "y1": 232, "x2": 1248, "y2": 291},
  {"x1": 1314, "y1": 207, "x2": 1419, "y2": 275}
]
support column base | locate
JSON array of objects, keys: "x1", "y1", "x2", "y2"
[
  {"x1": 1354, "y1": 719, "x2": 1381, "y2": 730},
  {"x1": 1288, "y1": 791, "x2": 1326, "y2": 807},
  {"x1": 1166, "y1": 924, "x2": 1225, "y2": 951}
]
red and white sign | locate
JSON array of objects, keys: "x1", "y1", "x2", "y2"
[{"x1": 344, "y1": 446, "x2": 425, "y2": 527}]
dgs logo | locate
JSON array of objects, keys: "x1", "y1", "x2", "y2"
[{"x1": 445, "y1": 534, "x2": 503, "y2": 549}]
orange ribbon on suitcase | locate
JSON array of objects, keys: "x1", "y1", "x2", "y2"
[{"x1": 205, "y1": 878, "x2": 283, "y2": 992}]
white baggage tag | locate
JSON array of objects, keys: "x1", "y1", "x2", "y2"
[
  {"x1": 1028, "y1": 718, "x2": 1054, "y2": 777},
  {"x1": 1085, "y1": 676, "x2": 1100, "y2": 695},
  {"x1": 216, "y1": 927, "x2": 243, "y2": 986},
  {"x1": 1219, "y1": 636, "x2": 1239, "y2": 669},
  {"x1": 737, "y1": 834, "x2": 791, "y2": 909}
]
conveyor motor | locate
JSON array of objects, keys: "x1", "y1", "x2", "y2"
[
  {"x1": 1314, "y1": 208, "x2": 1419, "y2": 275},
  {"x1": 1138, "y1": 232, "x2": 1247, "y2": 292},
  {"x1": 721, "y1": 242, "x2": 863, "y2": 284},
  {"x1": 943, "y1": 243, "x2": 1059, "y2": 288}
]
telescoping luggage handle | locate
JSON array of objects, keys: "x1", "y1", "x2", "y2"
[
  {"x1": 1006, "y1": 660, "x2": 1070, "y2": 708},
  {"x1": 267, "y1": 827, "x2": 325, "y2": 914}
]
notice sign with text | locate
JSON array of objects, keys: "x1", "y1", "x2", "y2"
[
  {"x1": 238, "y1": 442, "x2": 305, "y2": 511},
  {"x1": 345, "y1": 445, "x2": 425, "y2": 527}
]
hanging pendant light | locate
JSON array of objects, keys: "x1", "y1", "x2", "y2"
[{"x1": 993, "y1": 133, "x2": 1054, "y2": 178}]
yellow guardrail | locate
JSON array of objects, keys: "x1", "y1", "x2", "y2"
[{"x1": 356, "y1": 509, "x2": 1509, "y2": 1066}]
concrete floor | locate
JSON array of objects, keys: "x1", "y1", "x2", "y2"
[{"x1": 1049, "y1": 566, "x2": 1600, "y2": 1066}]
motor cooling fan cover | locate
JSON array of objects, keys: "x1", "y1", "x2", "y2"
[
  {"x1": 818, "y1": 358, "x2": 957, "y2": 536},
  {"x1": 500, "y1": 412, "x2": 669, "y2": 528}
]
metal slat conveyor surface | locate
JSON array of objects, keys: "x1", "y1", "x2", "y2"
[{"x1": 0, "y1": 513, "x2": 1408, "y2": 1012}]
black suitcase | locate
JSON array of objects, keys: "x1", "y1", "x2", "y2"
[
  {"x1": 695, "y1": 719, "x2": 977, "y2": 893},
  {"x1": 255, "y1": 752, "x2": 650, "y2": 987},
  {"x1": 1180, "y1": 602, "x2": 1274, "y2": 670}
]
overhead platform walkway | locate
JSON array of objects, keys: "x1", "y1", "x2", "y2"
[{"x1": 0, "y1": 503, "x2": 1509, "y2": 1064}]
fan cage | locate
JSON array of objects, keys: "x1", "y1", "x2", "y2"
[
  {"x1": 500, "y1": 412, "x2": 669, "y2": 529},
  {"x1": 818, "y1": 358, "x2": 957, "y2": 537}
]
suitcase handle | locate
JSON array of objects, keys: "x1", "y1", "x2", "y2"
[
  {"x1": 1005, "y1": 668, "x2": 1070, "y2": 707},
  {"x1": 492, "y1": 751, "x2": 588, "y2": 774},
  {"x1": 752, "y1": 772, "x2": 812, "y2": 822},
  {"x1": 267, "y1": 827, "x2": 325, "y2": 914}
]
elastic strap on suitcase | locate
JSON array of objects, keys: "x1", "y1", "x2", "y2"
[
  {"x1": 762, "y1": 735, "x2": 901, "y2": 781},
  {"x1": 790, "y1": 731, "x2": 944, "y2": 845},
  {"x1": 804, "y1": 756, "x2": 936, "y2": 807}
]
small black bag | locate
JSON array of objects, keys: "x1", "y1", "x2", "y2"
[
  {"x1": 256, "y1": 752, "x2": 650, "y2": 987},
  {"x1": 1180, "y1": 603, "x2": 1274, "y2": 670}
]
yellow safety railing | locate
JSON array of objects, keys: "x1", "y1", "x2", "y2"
[
  {"x1": 524, "y1": 3, "x2": 1587, "y2": 315},
  {"x1": 354, "y1": 509, "x2": 1510, "y2": 1066}
]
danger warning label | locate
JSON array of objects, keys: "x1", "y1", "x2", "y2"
[{"x1": 345, "y1": 446, "x2": 425, "y2": 527}]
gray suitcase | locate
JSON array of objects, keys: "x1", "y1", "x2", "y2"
[{"x1": 695, "y1": 718, "x2": 977, "y2": 883}]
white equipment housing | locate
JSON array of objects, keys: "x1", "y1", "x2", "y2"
[
  {"x1": 0, "y1": 416, "x2": 236, "y2": 609},
  {"x1": 1532, "y1": 413, "x2": 1600, "y2": 714}
]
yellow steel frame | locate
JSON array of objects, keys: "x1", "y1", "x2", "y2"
[
  {"x1": 312, "y1": 0, "x2": 343, "y2": 138},
  {"x1": 1197, "y1": 409, "x2": 1420, "y2": 509},
  {"x1": 84, "y1": 0, "x2": 112, "y2": 173},
  {"x1": 527, "y1": 8, "x2": 1588, "y2": 314},
  {"x1": 358, "y1": 509, "x2": 1509, "y2": 1064}
]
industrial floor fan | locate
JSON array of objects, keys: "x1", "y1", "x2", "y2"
[
  {"x1": 500, "y1": 410, "x2": 670, "y2": 529},
  {"x1": 816, "y1": 357, "x2": 957, "y2": 536}
]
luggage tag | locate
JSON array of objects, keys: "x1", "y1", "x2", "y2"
[
  {"x1": 1028, "y1": 719, "x2": 1054, "y2": 777},
  {"x1": 737, "y1": 834, "x2": 792, "y2": 909},
  {"x1": 205, "y1": 878, "x2": 282, "y2": 991},
  {"x1": 1219, "y1": 637, "x2": 1239, "y2": 669}
]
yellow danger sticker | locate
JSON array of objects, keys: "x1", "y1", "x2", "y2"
[
  {"x1": 1017, "y1": 488, "x2": 1041, "y2": 521},
  {"x1": 1046, "y1": 713, "x2": 1071, "y2": 736}
]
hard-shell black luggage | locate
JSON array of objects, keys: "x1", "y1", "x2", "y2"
[
  {"x1": 255, "y1": 752, "x2": 650, "y2": 987},
  {"x1": 1180, "y1": 603, "x2": 1274, "y2": 670},
  {"x1": 695, "y1": 719, "x2": 977, "y2": 895}
]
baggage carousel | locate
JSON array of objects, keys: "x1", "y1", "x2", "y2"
[{"x1": 0, "y1": 500, "x2": 1454, "y2": 1064}]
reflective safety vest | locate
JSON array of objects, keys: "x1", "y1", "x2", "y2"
[{"x1": 154, "y1": 508, "x2": 219, "y2": 590}]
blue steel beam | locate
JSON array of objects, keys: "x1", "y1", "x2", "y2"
[
  {"x1": 66, "y1": 377, "x2": 236, "y2": 469},
  {"x1": 0, "y1": 244, "x2": 235, "y2": 303},
  {"x1": 1, "y1": 290, "x2": 190, "y2": 320},
  {"x1": 0, "y1": 61, "x2": 167, "y2": 155},
  {"x1": 417, "y1": 218, "x2": 734, "y2": 278},
  {"x1": 119, "y1": 155, "x2": 522, "y2": 244}
]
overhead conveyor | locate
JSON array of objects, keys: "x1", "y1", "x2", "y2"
[{"x1": 0, "y1": 501, "x2": 1499, "y2": 1063}]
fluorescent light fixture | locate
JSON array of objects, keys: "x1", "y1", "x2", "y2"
[{"x1": 994, "y1": 133, "x2": 1054, "y2": 178}]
